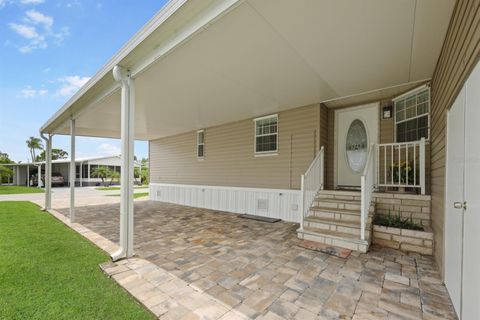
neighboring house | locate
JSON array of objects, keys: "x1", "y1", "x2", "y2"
[
  {"x1": 38, "y1": 1, "x2": 479, "y2": 318},
  {"x1": 5, "y1": 155, "x2": 140, "y2": 187}
]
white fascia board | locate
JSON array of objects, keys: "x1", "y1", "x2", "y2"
[{"x1": 40, "y1": 0, "x2": 242, "y2": 135}]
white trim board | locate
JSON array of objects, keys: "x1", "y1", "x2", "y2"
[{"x1": 150, "y1": 183, "x2": 301, "y2": 223}]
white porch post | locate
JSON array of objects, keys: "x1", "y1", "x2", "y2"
[
  {"x1": 111, "y1": 65, "x2": 135, "y2": 261},
  {"x1": 420, "y1": 137, "x2": 426, "y2": 195},
  {"x1": 37, "y1": 164, "x2": 42, "y2": 188},
  {"x1": 70, "y1": 119, "x2": 76, "y2": 222},
  {"x1": 87, "y1": 163, "x2": 90, "y2": 185},
  {"x1": 80, "y1": 162, "x2": 83, "y2": 187},
  {"x1": 42, "y1": 134, "x2": 52, "y2": 210},
  {"x1": 27, "y1": 165, "x2": 30, "y2": 187},
  {"x1": 16, "y1": 166, "x2": 19, "y2": 185}
]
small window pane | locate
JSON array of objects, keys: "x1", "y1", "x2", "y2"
[
  {"x1": 406, "y1": 106, "x2": 416, "y2": 118},
  {"x1": 395, "y1": 88, "x2": 430, "y2": 142},
  {"x1": 396, "y1": 110, "x2": 405, "y2": 121},
  {"x1": 198, "y1": 145, "x2": 204, "y2": 157}
]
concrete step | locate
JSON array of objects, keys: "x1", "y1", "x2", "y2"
[
  {"x1": 316, "y1": 190, "x2": 361, "y2": 201},
  {"x1": 313, "y1": 198, "x2": 361, "y2": 211},
  {"x1": 297, "y1": 227, "x2": 370, "y2": 253},
  {"x1": 309, "y1": 206, "x2": 374, "y2": 222},
  {"x1": 304, "y1": 216, "x2": 372, "y2": 236}
]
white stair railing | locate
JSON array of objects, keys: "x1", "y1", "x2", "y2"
[
  {"x1": 376, "y1": 137, "x2": 426, "y2": 195},
  {"x1": 300, "y1": 146, "x2": 324, "y2": 230},
  {"x1": 360, "y1": 144, "x2": 376, "y2": 241}
]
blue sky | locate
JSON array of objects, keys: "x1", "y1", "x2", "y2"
[{"x1": 0, "y1": 0, "x2": 168, "y2": 162}]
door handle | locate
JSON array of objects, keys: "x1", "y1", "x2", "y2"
[{"x1": 453, "y1": 201, "x2": 467, "y2": 210}]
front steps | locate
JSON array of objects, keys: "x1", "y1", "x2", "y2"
[{"x1": 297, "y1": 190, "x2": 374, "y2": 253}]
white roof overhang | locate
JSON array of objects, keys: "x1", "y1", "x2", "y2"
[{"x1": 40, "y1": 0, "x2": 455, "y2": 140}]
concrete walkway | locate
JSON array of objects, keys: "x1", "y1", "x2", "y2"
[{"x1": 0, "y1": 186, "x2": 149, "y2": 208}]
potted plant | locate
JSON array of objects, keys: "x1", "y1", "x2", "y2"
[{"x1": 390, "y1": 161, "x2": 415, "y2": 192}]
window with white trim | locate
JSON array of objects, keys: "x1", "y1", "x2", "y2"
[
  {"x1": 394, "y1": 87, "x2": 430, "y2": 142},
  {"x1": 254, "y1": 115, "x2": 278, "y2": 154},
  {"x1": 197, "y1": 130, "x2": 205, "y2": 159}
]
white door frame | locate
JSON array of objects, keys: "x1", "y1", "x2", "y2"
[{"x1": 334, "y1": 102, "x2": 379, "y2": 188}]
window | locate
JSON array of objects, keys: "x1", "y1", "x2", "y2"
[
  {"x1": 254, "y1": 114, "x2": 278, "y2": 154},
  {"x1": 197, "y1": 130, "x2": 205, "y2": 159},
  {"x1": 394, "y1": 87, "x2": 430, "y2": 142}
]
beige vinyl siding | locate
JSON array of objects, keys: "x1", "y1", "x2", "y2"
[
  {"x1": 319, "y1": 104, "x2": 329, "y2": 186},
  {"x1": 149, "y1": 104, "x2": 320, "y2": 190},
  {"x1": 430, "y1": 0, "x2": 480, "y2": 276},
  {"x1": 325, "y1": 107, "x2": 335, "y2": 189}
]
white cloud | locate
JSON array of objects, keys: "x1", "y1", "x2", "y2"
[
  {"x1": 8, "y1": 9, "x2": 69, "y2": 53},
  {"x1": 20, "y1": 0, "x2": 44, "y2": 4},
  {"x1": 9, "y1": 23, "x2": 39, "y2": 39},
  {"x1": 56, "y1": 75, "x2": 91, "y2": 97},
  {"x1": 97, "y1": 143, "x2": 121, "y2": 156},
  {"x1": 20, "y1": 85, "x2": 48, "y2": 98},
  {"x1": 25, "y1": 9, "x2": 53, "y2": 29}
]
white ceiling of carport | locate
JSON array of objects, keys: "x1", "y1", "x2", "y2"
[{"x1": 59, "y1": 0, "x2": 455, "y2": 140}]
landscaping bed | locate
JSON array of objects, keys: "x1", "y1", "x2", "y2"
[
  {"x1": 372, "y1": 223, "x2": 434, "y2": 255},
  {"x1": 0, "y1": 201, "x2": 153, "y2": 319}
]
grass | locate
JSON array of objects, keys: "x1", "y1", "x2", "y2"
[
  {"x1": 95, "y1": 186, "x2": 148, "y2": 191},
  {"x1": 0, "y1": 185, "x2": 44, "y2": 194},
  {"x1": 373, "y1": 211, "x2": 424, "y2": 231},
  {"x1": 107, "y1": 192, "x2": 149, "y2": 199},
  {"x1": 0, "y1": 201, "x2": 154, "y2": 320}
]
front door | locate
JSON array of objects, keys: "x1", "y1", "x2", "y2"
[
  {"x1": 335, "y1": 103, "x2": 378, "y2": 188},
  {"x1": 445, "y1": 59, "x2": 480, "y2": 320}
]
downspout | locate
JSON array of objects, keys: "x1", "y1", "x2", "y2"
[{"x1": 110, "y1": 65, "x2": 135, "y2": 262}]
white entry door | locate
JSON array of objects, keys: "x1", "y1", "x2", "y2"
[
  {"x1": 445, "y1": 59, "x2": 480, "y2": 320},
  {"x1": 335, "y1": 103, "x2": 378, "y2": 187}
]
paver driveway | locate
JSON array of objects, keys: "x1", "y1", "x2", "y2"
[{"x1": 58, "y1": 201, "x2": 457, "y2": 319}]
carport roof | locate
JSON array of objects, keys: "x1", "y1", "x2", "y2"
[{"x1": 40, "y1": 0, "x2": 455, "y2": 141}]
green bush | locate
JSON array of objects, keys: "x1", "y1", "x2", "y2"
[{"x1": 374, "y1": 210, "x2": 424, "y2": 231}]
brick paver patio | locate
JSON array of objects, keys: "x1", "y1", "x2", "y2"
[{"x1": 58, "y1": 201, "x2": 457, "y2": 319}]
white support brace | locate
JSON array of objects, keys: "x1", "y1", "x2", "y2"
[
  {"x1": 111, "y1": 65, "x2": 135, "y2": 261},
  {"x1": 70, "y1": 119, "x2": 76, "y2": 222}
]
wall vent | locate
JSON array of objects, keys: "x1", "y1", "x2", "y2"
[{"x1": 257, "y1": 199, "x2": 268, "y2": 211}]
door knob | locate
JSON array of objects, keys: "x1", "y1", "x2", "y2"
[{"x1": 453, "y1": 201, "x2": 467, "y2": 210}]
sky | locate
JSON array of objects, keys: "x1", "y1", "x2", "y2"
[{"x1": 0, "y1": 0, "x2": 168, "y2": 163}]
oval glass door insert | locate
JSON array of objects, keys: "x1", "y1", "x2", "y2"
[{"x1": 346, "y1": 119, "x2": 368, "y2": 173}]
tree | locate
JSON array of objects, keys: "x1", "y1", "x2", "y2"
[
  {"x1": 26, "y1": 137, "x2": 43, "y2": 163},
  {"x1": 35, "y1": 148, "x2": 68, "y2": 162},
  {"x1": 0, "y1": 151, "x2": 13, "y2": 164},
  {"x1": 91, "y1": 166, "x2": 119, "y2": 187},
  {"x1": 0, "y1": 165, "x2": 13, "y2": 185}
]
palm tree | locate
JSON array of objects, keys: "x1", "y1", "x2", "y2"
[
  {"x1": 26, "y1": 137, "x2": 43, "y2": 163},
  {"x1": 91, "y1": 166, "x2": 110, "y2": 187}
]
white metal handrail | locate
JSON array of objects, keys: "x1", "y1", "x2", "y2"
[
  {"x1": 300, "y1": 146, "x2": 324, "y2": 230},
  {"x1": 360, "y1": 144, "x2": 376, "y2": 240},
  {"x1": 376, "y1": 137, "x2": 426, "y2": 195}
]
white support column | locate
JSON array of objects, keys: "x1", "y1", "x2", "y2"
[
  {"x1": 79, "y1": 162, "x2": 83, "y2": 187},
  {"x1": 37, "y1": 164, "x2": 42, "y2": 188},
  {"x1": 420, "y1": 137, "x2": 426, "y2": 195},
  {"x1": 111, "y1": 65, "x2": 135, "y2": 261},
  {"x1": 42, "y1": 134, "x2": 53, "y2": 210},
  {"x1": 27, "y1": 165, "x2": 30, "y2": 187},
  {"x1": 87, "y1": 163, "x2": 90, "y2": 185},
  {"x1": 16, "y1": 166, "x2": 20, "y2": 185},
  {"x1": 70, "y1": 119, "x2": 76, "y2": 222}
]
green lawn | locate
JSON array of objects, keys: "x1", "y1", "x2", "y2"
[
  {"x1": 0, "y1": 185, "x2": 44, "y2": 194},
  {"x1": 95, "y1": 186, "x2": 148, "y2": 191},
  {"x1": 107, "y1": 192, "x2": 149, "y2": 199},
  {"x1": 0, "y1": 201, "x2": 154, "y2": 320}
]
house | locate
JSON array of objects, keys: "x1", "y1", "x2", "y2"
[
  {"x1": 5, "y1": 155, "x2": 141, "y2": 187},
  {"x1": 38, "y1": 1, "x2": 479, "y2": 318}
]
